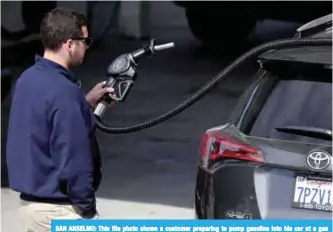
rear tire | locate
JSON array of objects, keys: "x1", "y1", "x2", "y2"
[{"x1": 185, "y1": 8, "x2": 257, "y2": 52}]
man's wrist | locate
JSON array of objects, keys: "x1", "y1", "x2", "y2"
[{"x1": 85, "y1": 95, "x2": 95, "y2": 109}]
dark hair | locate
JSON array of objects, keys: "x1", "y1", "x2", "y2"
[{"x1": 40, "y1": 7, "x2": 88, "y2": 51}]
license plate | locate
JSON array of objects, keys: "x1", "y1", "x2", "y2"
[{"x1": 292, "y1": 175, "x2": 332, "y2": 212}]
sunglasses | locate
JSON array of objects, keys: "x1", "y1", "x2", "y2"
[{"x1": 71, "y1": 37, "x2": 93, "y2": 47}]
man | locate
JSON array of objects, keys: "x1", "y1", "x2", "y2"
[{"x1": 6, "y1": 7, "x2": 113, "y2": 231}]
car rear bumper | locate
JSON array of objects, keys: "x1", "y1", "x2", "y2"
[
  {"x1": 195, "y1": 162, "x2": 332, "y2": 219},
  {"x1": 211, "y1": 162, "x2": 261, "y2": 219}
]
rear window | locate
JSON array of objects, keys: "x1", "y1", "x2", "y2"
[{"x1": 249, "y1": 79, "x2": 332, "y2": 144}]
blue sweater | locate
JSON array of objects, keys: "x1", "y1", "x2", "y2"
[{"x1": 6, "y1": 55, "x2": 102, "y2": 217}]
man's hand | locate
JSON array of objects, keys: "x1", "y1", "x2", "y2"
[{"x1": 85, "y1": 81, "x2": 115, "y2": 108}]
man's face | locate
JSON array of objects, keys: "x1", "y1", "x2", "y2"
[{"x1": 65, "y1": 26, "x2": 91, "y2": 66}]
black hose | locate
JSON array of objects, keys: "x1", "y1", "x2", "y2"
[{"x1": 95, "y1": 37, "x2": 332, "y2": 134}]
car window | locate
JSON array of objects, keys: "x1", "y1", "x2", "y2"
[{"x1": 249, "y1": 80, "x2": 332, "y2": 144}]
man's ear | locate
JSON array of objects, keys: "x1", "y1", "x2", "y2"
[{"x1": 64, "y1": 39, "x2": 73, "y2": 51}]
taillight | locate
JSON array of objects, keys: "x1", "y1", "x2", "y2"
[{"x1": 199, "y1": 128, "x2": 264, "y2": 168}]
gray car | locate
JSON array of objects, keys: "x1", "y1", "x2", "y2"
[{"x1": 194, "y1": 14, "x2": 332, "y2": 219}]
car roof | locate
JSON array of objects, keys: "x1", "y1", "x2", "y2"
[
  {"x1": 258, "y1": 14, "x2": 332, "y2": 66},
  {"x1": 296, "y1": 14, "x2": 332, "y2": 38}
]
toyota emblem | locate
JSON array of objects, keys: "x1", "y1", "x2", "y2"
[{"x1": 306, "y1": 151, "x2": 331, "y2": 171}]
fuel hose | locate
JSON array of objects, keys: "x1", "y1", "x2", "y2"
[{"x1": 95, "y1": 37, "x2": 332, "y2": 134}]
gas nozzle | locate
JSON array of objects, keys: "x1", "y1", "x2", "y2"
[
  {"x1": 94, "y1": 38, "x2": 175, "y2": 118},
  {"x1": 154, "y1": 42, "x2": 175, "y2": 51},
  {"x1": 131, "y1": 39, "x2": 175, "y2": 62},
  {"x1": 94, "y1": 102, "x2": 108, "y2": 118}
]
